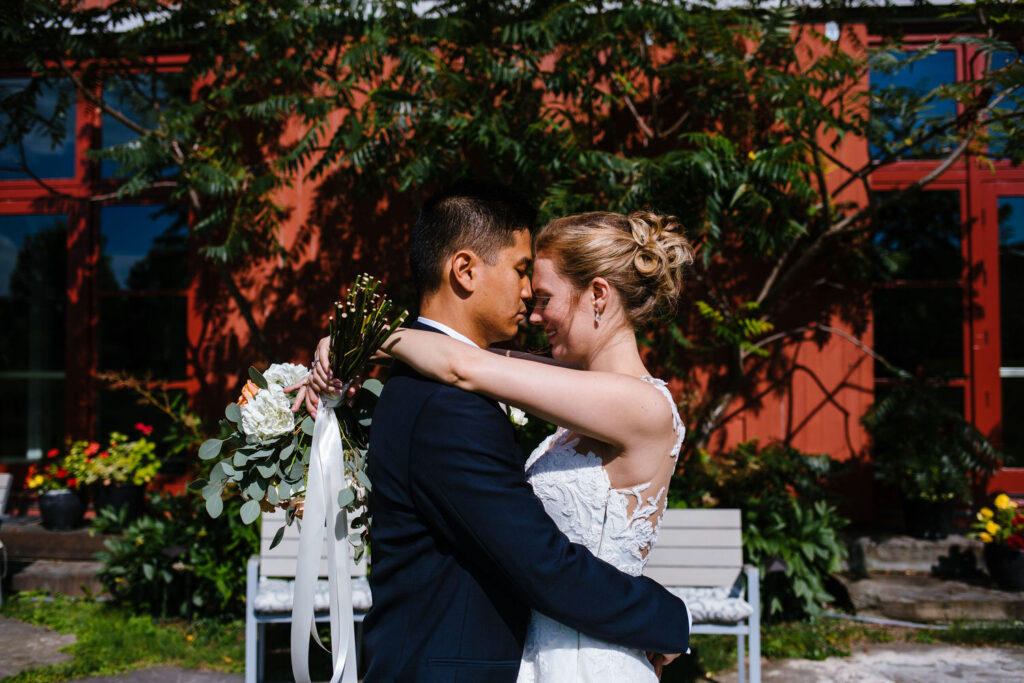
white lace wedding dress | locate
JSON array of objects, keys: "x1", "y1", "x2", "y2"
[{"x1": 517, "y1": 376, "x2": 685, "y2": 682}]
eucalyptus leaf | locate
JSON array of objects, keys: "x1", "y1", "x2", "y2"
[
  {"x1": 279, "y1": 442, "x2": 295, "y2": 461},
  {"x1": 187, "y1": 478, "x2": 207, "y2": 492},
  {"x1": 209, "y1": 462, "x2": 228, "y2": 485},
  {"x1": 348, "y1": 533, "x2": 362, "y2": 544},
  {"x1": 257, "y1": 462, "x2": 277, "y2": 478},
  {"x1": 245, "y1": 479, "x2": 267, "y2": 500},
  {"x1": 267, "y1": 485, "x2": 280, "y2": 505},
  {"x1": 361, "y1": 378, "x2": 383, "y2": 397},
  {"x1": 248, "y1": 366, "x2": 269, "y2": 390},
  {"x1": 143, "y1": 563, "x2": 155, "y2": 581},
  {"x1": 301, "y1": 415, "x2": 315, "y2": 436},
  {"x1": 199, "y1": 439, "x2": 223, "y2": 460},
  {"x1": 337, "y1": 487, "x2": 356, "y2": 507},
  {"x1": 225, "y1": 402, "x2": 242, "y2": 424},
  {"x1": 233, "y1": 451, "x2": 248, "y2": 467},
  {"x1": 355, "y1": 470, "x2": 372, "y2": 490},
  {"x1": 201, "y1": 484, "x2": 220, "y2": 500},
  {"x1": 206, "y1": 493, "x2": 223, "y2": 518},
  {"x1": 240, "y1": 498, "x2": 261, "y2": 524},
  {"x1": 269, "y1": 525, "x2": 286, "y2": 550}
]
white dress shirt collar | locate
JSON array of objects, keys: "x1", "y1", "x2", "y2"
[{"x1": 416, "y1": 316, "x2": 480, "y2": 348}]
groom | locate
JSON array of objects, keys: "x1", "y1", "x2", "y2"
[{"x1": 311, "y1": 180, "x2": 690, "y2": 681}]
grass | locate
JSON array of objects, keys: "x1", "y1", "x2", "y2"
[
  {"x1": 3, "y1": 592, "x2": 1022, "y2": 683},
  {"x1": 0, "y1": 592, "x2": 244, "y2": 682}
]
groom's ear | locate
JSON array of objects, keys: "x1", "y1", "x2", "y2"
[{"x1": 450, "y1": 249, "x2": 478, "y2": 294}]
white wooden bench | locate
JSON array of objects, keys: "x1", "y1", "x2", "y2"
[
  {"x1": 245, "y1": 509, "x2": 371, "y2": 683},
  {"x1": 645, "y1": 508, "x2": 761, "y2": 683}
]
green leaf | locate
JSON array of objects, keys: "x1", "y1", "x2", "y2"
[
  {"x1": 245, "y1": 479, "x2": 266, "y2": 500},
  {"x1": 257, "y1": 462, "x2": 277, "y2": 477},
  {"x1": 269, "y1": 525, "x2": 286, "y2": 550},
  {"x1": 240, "y1": 499, "x2": 261, "y2": 524},
  {"x1": 301, "y1": 415, "x2": 315, "y2": 436},
  {"x1": 361, "y1": 378, "x2": 384, "y2": 397},
  {"x1": 143, "y1": 564, "x2": 155, "y2": 581},
  {"x1": 355, "y1": 470, "x2": 372, "y2": 490},
  {"x1": 199, "y1": 439, "x2": 223, "y2": 460},
  {"x1": 338, "y1": 487, "x2": 356, "y2": 507},
  {"x1": 267, "y1": 485, "x2": 280, "y2": 505},
  {"x1": 205, "y1": 492, "x2": 223, "y2": 518},
  {"x1": 233, "y1": 451, "x2": 248, "y2": 467},
  {"x1": 248, "y1": 366, "x2": 269, "y2": 390},
  {"x1": 186, "y1": 478, "x2": 207, "y2": 492},
  {"x1": 225, "y1": 402, "x2": 242, "y2": 424}
]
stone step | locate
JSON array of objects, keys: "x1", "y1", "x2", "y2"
[
  {"x1": 7, "y1": 560, "x2": 108, "y2": 598},
  {"x1": 843, "y1": 534, "x2": 983, "y2": 575},
  {"x1": 841, "y1": 573, "x2": 1024, "y2": 622},
  {"x1": 0, "y1": 515, "x2": 115, "y2": 561}
]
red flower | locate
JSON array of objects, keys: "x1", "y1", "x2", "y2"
[
  {"x1": 134, "y1": 422, "x2": 154, "y2": 436},
  {"x1": 67, "y1": 477, "x2": 78, "y2": 488},
  {"x1": 46, "y1": 448, "x2": 59, "y2": 458},
  {"x1": 84, "y1": 442, "x2": 100, "y2": 456},
  {"x1": 1013, "y1": 514, "x2": 1024, "y2": 528},
  {"x1": 56, "y1": 468, "x2": 68, "y2": 478},
  {"x1": 99, "y1": 451, "x2": 109, "y2": 459},
  {"x1": 1007, "y1": 535, "x2": 1024, "y2": 551}
]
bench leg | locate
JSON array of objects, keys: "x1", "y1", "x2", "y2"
[
  {"x1": 257, "y1": 622, "x2": 266, "y2": 683},
  {"x1": 737, "y1": 632, "x2": 746, "y2": 683}
]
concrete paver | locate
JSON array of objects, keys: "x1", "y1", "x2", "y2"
[
  {"x1": 0, "y1": 615, "x2": 76, "y2": 678},
  {"x1": 66, "y1": 667, "x2": 242, "y2": 682},
  {"x1": 717, "y1": 643, "x2": 1024, "y2": 683}
]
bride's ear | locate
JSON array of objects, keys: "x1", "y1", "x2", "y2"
[
  {"x1": 450, "y1": 249, "x2": 477, "y2": 294},
  {"x1": 590, "y1": 277, "x2": 610, "y2": 314}
]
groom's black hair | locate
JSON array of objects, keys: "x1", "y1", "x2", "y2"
[{"x1": 410, "y1": 179, "x2": 536, "y2": 297}]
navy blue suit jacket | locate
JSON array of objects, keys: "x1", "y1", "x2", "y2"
[{"x1": 362, "y1": 323, "x2": 690, "y2": 682}]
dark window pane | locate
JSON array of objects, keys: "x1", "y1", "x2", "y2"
[
  {"x1": 0, "y1": 214, "x2": 67, "y2": 460},
  {"x1": 0, "y1": 79, "x2": 76, "y2": 180},
  {"x1": 98, "y1": 294, "x2": 187, "y2": 378},
  {"x1": 0, "y1": 378, "x2": 64, "y2": 461},
  {"x1": 873, "y1": 287, "x2": 964, "y2": 378},
  {"x1": 1003, "y1": 379, "x2": 1024, "y2": 467},
  {"x1": 873, "y1": 189, "x2": 962, "y2": 282},
  {"x1": 999, "y1": 196, "x2": 1024, "y2": 368},
  {"x1": 96, "y1": 387, "x2": 188, "y2": 475},
  {"x1": 101, "y1": 74, "x2": 174, "y2": 178},
  {"x1": 870, "y1": 50, "x2": 957, "y2": 160},
  {"x1": 988, "y1": 52, "x2": 1022, "y2": 159},
  {"x1": 99, "y1": 205, "x2": 187, "y2": 291}
]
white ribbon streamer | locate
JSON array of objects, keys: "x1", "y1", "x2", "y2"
[{"x1": 291, "y1": 396, "x2": 358, "y2": 683}]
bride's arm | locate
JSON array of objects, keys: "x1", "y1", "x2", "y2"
[{"x1": 382, "y1": 329, "x2": 670, "y2": 451}]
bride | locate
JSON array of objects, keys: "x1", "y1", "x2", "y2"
[{"x1": 368, "y1": 209, "x2": 694, "y2": 681}]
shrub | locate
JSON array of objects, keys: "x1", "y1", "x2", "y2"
[
  {"x1": 94, "y1": 493, "x2": 258, "y2": 620},
  {"x1": 670, "y1": 440, "x2": 848, "y2": 621}
]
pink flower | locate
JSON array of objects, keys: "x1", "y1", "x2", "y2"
[
  {"x1": 134, "y1": 423, "x2": 154, "y2": 436},
  {"x1": 46, "y1": 448, "x2": 59, "y2": 458}
]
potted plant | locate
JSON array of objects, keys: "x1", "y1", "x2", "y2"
[
  {"x1": 64, "y1": 424, "x2": 161, "y2": 523},
  {"x1": 24, "y1": 449, "x2": 86, "y2": 530},
  {"x1": 972, "y1": 494, "x2": 1024, "y2": 591},
  {"x1": 862, "y1": 380, "x2": 998, "y2": 539}
]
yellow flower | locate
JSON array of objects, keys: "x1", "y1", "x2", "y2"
[
  {"x1": 186, "y1": 634, "x2": 195, "y2": 642},
  {"x1": 980, "y1": 532, "x2": 993, "y2": 542},
  {"x1": 747, "y1": 151, "x2": 757, "y2": 161},
  {"x1": 28, "y1": 474, "x2": 45, "y2": 489},
  {"x1": 978, "y1": 507, "x2": 994, "y2": 520},
  {"x1": 985, "y1": 521, "x2": 1000, "y2": 535},
  {"x1": 995, "y1": 494, "x2": 1012, "y2": 510}
]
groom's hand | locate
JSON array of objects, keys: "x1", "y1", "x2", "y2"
[{"x1": 647, "y1": 652, "x2": 680, "y2": 679}]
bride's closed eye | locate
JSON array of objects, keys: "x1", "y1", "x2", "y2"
[{"x1": 530, "y1": 295, "x2": 553, "y2": 313}]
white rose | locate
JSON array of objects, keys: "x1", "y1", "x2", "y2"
[
  {"x1": 509, "y1": 406, "x2": 529, "y2": 427},
  {"x1": 240, "y1": 385, "x2": 295, "y2": 445},
  {"x1": 263, "y1": 362, "x2": 310, "y2": 389}
]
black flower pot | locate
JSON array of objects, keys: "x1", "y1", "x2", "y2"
[
  {"x1": 38, "y1": 489, "x2": 86, "y2": 530},
  {"x1": 984, "y1": 544, "x2": 1024, "y2": 591},
  {"x1": 93, "y1": 483, "x2": 146, "y2": 523},
  {"x1": 901, "y1": 497, "x2": 953, "y2": 540}
]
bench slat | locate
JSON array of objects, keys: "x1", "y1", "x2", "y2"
[
  {"x1": 644, "y1": 565, "x2": 742, "y2": 587},
  {"x1": 658, "y1": 508, "x2": 740, "y2": 528},
  {"x1": 645, "y1": 546, "x2": 742, "y2": 567},
  {"x1": 656, "y1": 527, "x2": 742, "y2": 548}
]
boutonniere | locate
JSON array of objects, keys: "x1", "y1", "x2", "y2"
[{"x1": 508, "y1": 406, "x2": 529, "y2": 427}]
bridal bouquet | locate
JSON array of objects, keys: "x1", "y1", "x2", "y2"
[{"x1": 194, "y1": 274, "x2": 407, "y2": 554}]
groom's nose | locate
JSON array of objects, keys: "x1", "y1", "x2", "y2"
[{"x1": 521, "y1": 279, "x2": 533, "y2": 301}]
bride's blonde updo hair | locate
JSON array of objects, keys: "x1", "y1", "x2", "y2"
[{"x1": 534, "y1": 210, "x2": 694, "y2": 327}]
